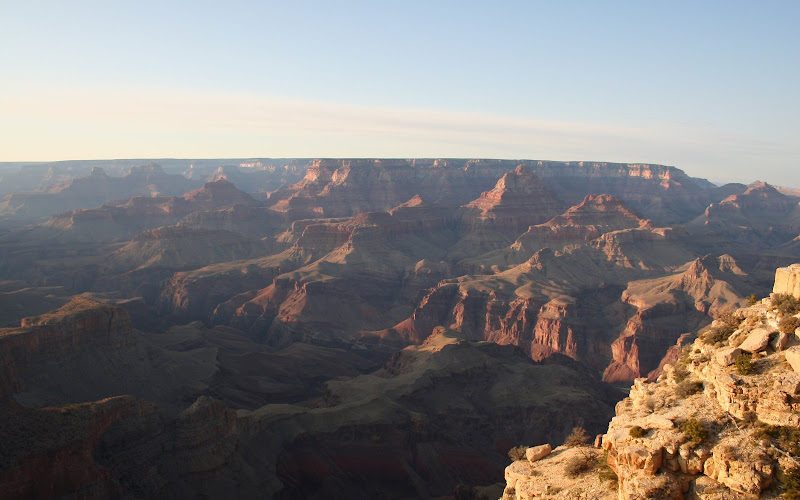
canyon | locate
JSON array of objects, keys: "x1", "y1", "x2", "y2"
[{"x1": 0, "y1": 158, "x2": 798, "y2": 498}]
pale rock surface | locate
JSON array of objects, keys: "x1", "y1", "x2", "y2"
[
  {"x1": 773, "y1": 263, "x2": 800, "y2": 299},
  {"x1": 738, "y1": 328, "x2": 773, "y2": 353},
  {"x1": 714, "y1": 346, "x2": 741, "y2": 366},
  {"x1": 525, "y1": 443, "x2": 552, "y2": 463},
  {"x1": 502, "y1": 446, "x2": 616, "y2": 500},
  {"x1": 785, "y1": 346, "x2": 800, "y2": 373}
]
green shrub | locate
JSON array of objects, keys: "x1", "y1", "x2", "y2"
[
  {"x1": 702, "y1": 324, "x2": 736, "y2": 345},
  {"x1": 753, "y1": 423, "x2": 800, "y2": 456},
  {"x1": 676, "y1": 380, "x2": 704, "y2": 397},
  {"x1": 682, "y1": 418, "x2": 707, "y2": 444},
  {"x1": 783, "y1": 465, "x2": 800, "y2": 499},
  {"x1": 735, "y1": 352, "x2": 754, "y2": 375},
  {"x1": 629, "y1": 426, "x2": 646, "y2": 438},
  {"x1": 678, "y1": 345, "x2": 693, "y2": 365},
  {"x1": 564, "y1": 451, "x2": 597, "y2": 478},
  {"x1": 564, "y1": 426, "x2": 590, "y2": 447},
  {"x1": 747, "y1": 294, "x2": 759, "y2": 306},
  {"x1": 773, "y1": 294, "x2": 800, "y2": 316},
  {"x1": 780, "y1": 316, "x2": 800, "y2": 334},
  {"x1": 597, "y1": 451, "x2": 618, "y2": 485},
  {"x1": 507, "y1": 446, "x2": 527, "y2": 461}
]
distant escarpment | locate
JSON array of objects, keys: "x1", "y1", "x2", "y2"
[
  {"x1": 268, "y1": 159, "x2": 712, "y2": 224},
  {"x1": 0, "y1": 163, "x2": 199, "y2": 222}
]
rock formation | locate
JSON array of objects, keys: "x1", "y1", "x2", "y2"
[
  {"x1": 774, "y1": 263, "x2": 800, "y2": 298},
  {"x1": 501, "y1": 270, "x2": 800, "y2": 499}
]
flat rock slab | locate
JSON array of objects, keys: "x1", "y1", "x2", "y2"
[
  {"x1": 715, "y1": 346, "x2": 741, "y2": 366},
  {"x1": 738, "y1": 328, "x2": 773, "y2": 353},
  {"x1": 526, "y1": 443, "x2": 552, "y2": 463},
  {"x1": 785, "y1": 346, "x2": 800, "y2": 373}
]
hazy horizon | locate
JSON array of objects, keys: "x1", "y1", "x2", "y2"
[{"x1": 1, "y1": 1, "x2": 798, "y2": 186}]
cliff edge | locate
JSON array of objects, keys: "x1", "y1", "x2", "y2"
[{"x1": 502, "y1": 264, "x2": 800, "y2": 499}]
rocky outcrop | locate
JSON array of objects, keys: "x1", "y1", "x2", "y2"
[
  {"x1": 0, "y1": 396, "x2": 158, "y2": 500},
  {"x1": 0, "y1": 297, "x2": 133, "y2": 398},
  {"x1": 774, "y1": 263, "x2": 800, "y2": 298},
  {"x1": 605, "y1": 255, "x2": 751, "y2": 382},
  {"x1": 501, "y1": 281, "x2": 800, "y2": 499}
]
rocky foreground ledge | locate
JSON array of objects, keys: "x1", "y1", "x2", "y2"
[{"x1": 502, "y1": 266, "x2": 800, "y2": 499}]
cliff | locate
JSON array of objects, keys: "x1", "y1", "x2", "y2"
[
  {"x1": 0, "y1": 297, "x2": 133, "y2": 398},
  {"x1": 501, "y1": 270, "x2": 800, "y2": 499}
]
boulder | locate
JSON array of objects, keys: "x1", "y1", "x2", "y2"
[
  {"x1": 714, "y1": 347, "x2": 741, "y2": 366},
  {"x1": 738, "y1": 328, "x2": 772, "y2": 353},
  {"x1": 785, "y1": 346, "x2": 800, "y2": 373},
  {"x1": 773, "y1": 372, "x2": 800, "y2": 396},
  {"x1": 770, "y1": 331, "x2": 789, "y2": 351},
  {"x1": 526, "y1": 443, "x2": 552, "y2": 463}
]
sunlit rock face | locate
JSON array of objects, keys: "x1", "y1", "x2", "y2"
[{"x1": 774, "y1": 263, "x2": 800, "y2": 298}]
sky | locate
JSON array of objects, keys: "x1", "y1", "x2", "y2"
[{"x1": 0, "y1": 1, "x2": 798, "y2": 185}]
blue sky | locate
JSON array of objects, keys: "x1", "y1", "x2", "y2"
[{"x1": 1, "y1": 0, "x2": 798, "y2": 185}]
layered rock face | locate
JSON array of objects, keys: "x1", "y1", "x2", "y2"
[
  {"x1": 268, "y1": 159, "x2": 713, "y2": 224},
  {"x1": 461, "y1": 165, "x2": 564, "y2": 232},
  {"x1": 0, "y1": 297, "x2": 133, "y2": 398},
  {"x1": 529, "y1": 161, "x2": 712, "y2": 223},
  {"x1": 774, "y1": 263, "x2": 800, "y2": 298}
]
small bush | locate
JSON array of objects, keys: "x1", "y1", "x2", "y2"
[
  {"x1": 715, "y1": 310, "x2": 742, "y2": 328},
  {"x1": 675, "y1": 380, "x2": 704, "y2": 397},
  {"x1": 682, "y1": 418, "x2": 707, "y2": 444},
  {"x1": 753, "y1": 423, "x2": 800, "y2": 456},
  {"x1": 672, "y1": 364, "x2": 689, "y2": 382},
  {"x1": 564, "y1": 451, "x2": 597, "y2": 478},
  {"x1": 773, "y1": 294, "x2": 800, "y2": 316},
  {"x1": 507, "y1": 446, "x2": 527, "y2": 462},
  {"x1": 782, "y1": 465, "x2": 800, "y2": 499},
  {"x1": 747, "y1": 294, "x2": 759, "y2": 306},
  {"x1": 597, "y1": 451, "x2": 618, "y2": 485},
  {"x1": 780, "y1": 316, "x2": 800, "y2": 334},
  {"x1": 678, "y1": 345, "x2": 693, "y2": 365},
  {"x1": 735, "y1": 352, "x2": 754, "y2": 375},
  {"x1": 702, "y1": 324, "x2": 736, "y2": 345},
  {"x1": 629, "y1": 426, "x2": 646, "y2": 438},
  {"x1": 564, "y1": 426, "x2": 590, "y2": 447}
]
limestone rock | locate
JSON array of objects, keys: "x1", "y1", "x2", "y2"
[
  {"x1": 704, "y1": 439, "x2": 773, "y2": 495},
  {"x1": 773, "y1": 263, "x2": 800, "y2": 299},
  {"x1": 785, "y1": 346, "x2": 800, "y2": 372},
  {"x1": 737, "y1": 328, "x2": 772, "y2": 353},
  {"x1": 713, "y1": 347, "x2": 741, "y2": 366},
  {"x1": 770, "y1": 330, "x2": 789, "y2": 351},
  {"x1": 525, "y1": 443, "x2": 551, "y2": 463}
]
